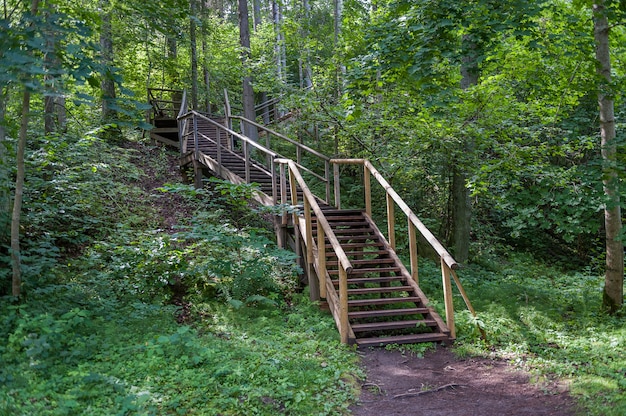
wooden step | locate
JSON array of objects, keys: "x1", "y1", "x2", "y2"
[
  {"x1": 332, "y1": 276, "x2": 406, "y2": 286},
  {"x1": 153, "y1": 127, "x2": 179, "y2": 133},
  {"x1": 347, "y1": 285, "x2": 413, "y2": 295},
  {"x1": 348, "y1": 296, "x2": 422, "y2": 307},
  {"x1": 312, "y1": 219, "x2": 369, "y2": 226},
  {"x1": 313, "y1": 227, "x2": 373, "y2": 235},
  {"x1": 318, "y1": 208, "x2": 364, "y2": 215},
  {"x1": 327, "y1": 258, "x2": 395, "y2": 267},
  {"x1": 327, "y1": 266, "x2": 401, "y2": 276},
  {"x1": 349, "y1": 307, "x2": 430, "y2": 319},
  {"x1": 351, "y1": 319, "x2": 438, "y2": 332},
  {"x1": 331, "y1": 250, "x2": 389, "y2": 258},
  {"x1": 326, "y1": 242, "x2": 385, "y2": 249},
  {"x1": 355, "y1": 332, "x2": 450, "y2": 347},
  {"x1": 322, "y1": 215, "x2": 367, "y2": 222},
  {"x1": 333, "y1": 235, "x2": 378, "y2": 242}
]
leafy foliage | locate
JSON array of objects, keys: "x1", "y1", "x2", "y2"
[{"x1": 0, "y1": 135, "x2": 360, "y2": 415}]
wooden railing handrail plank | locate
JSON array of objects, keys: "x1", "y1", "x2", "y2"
[
  {"x1": 149, "y1": 87, "x2": 184, "y2": 94},
  {"x1": 330, "y1": 158, "x2": 459, "y2": 270},
  {"x1": 231, "y1": 115, "x2": 330, "y2": 162},
  {"x1": 179, "y1": 110, "x2": 279, "y2": 158},
  {"x1": 278, "y1": 159, "x2": 353, "y2": 274}
]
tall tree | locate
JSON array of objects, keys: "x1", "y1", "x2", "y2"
[
  {"x1": 353, "y1": 0, "x2": 544, "y2": 263},
  {"x1": 100, "y1": 0, "x2": 117, "y2": 123},
  {"x1": 190, "y1": 0, "x2": 199, "y2": 109},
  {"x1": 43, "y1": 3, "x2": 66, "y2": 135},
  {"x1": 593, "y1": 0, "x2": 623, "y2": 313},
  {"x1": 239, "y1": 0, "x2": 258, "y2": 140},
  {"x1": 300, "y1": 0, "x2": 313, "y2": 89},
  {"x1": 12, "y1": 0, "x2": 41, "y2": 297}
]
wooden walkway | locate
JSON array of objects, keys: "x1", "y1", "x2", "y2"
[{"x1": 147, "y1": 88, "x2": 479, "y2": 346}]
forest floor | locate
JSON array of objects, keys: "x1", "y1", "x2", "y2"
[
  {"x1": 139, "y1": 140, "x2": 579, "y2": 416},
  {"x1": 350, "y1": 347, "x2": 578, "y2": 416}
]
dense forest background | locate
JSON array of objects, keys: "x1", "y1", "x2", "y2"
[{"x1": 1, "y1": 0, "x2": 625, "y2": 414}]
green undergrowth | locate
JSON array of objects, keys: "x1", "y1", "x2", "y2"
[
  {"x1": 416, "y1": 254, "x2": 626, "y2": 415},
  {"x1": 4, "y1": 130, "x2": 625, "y2": 415},
  {"x1": 0, "y1": 286, "x2": 360, "y2": 415},
  {"x1": 0, "y1": 133, "x2": 362, "y2": 415}
]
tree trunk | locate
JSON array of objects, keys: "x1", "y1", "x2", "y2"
[
  {"x1": 167, "y1": 36, "x2": 178, "y2": 86},
  {"x1": 0, "y1": 88, "x2": 9, "y2": 251},
  {"x1": 272, "y1": 1, "x2": 286, "y2": 83},
  {"x1": 451, "y1": 35, "x2": 479, "y2": 263},
  {"x1": 100, "y1": 0, "x2": 116, "y2": 123},
  {"x1": 333, "y1": 0, "x2": 345, "y2": 98},
  {"x1": 593, "y1": 2, "x2": 623, "y2": 313},
  {"x1": 451, "y1": 169, "x2": 471, "y2": 262},
  {"x1": 43, "y1": 4, "x2": 59, "y2": 135},
  {"x1": 239, "y1": 0, "x2": 258, "y2": 141},
  {"x1": 301, "y1": 0, "x2": 312, "y2": 89},
  {"x1": 190, "y1": 0, "x2": 199, "y2": 110},
  {"x1": 11, "y1": 0, "x2": 40, "y2": 298},
  {"x1": 253, "y1": 0, "x2": 261, "y2": 31},
  {"x1": 201, "y1": 0, "x2": 211, "y2": 113},
  {"x1": 12, "y1": 90, "x2": 30, "y2": 297}
]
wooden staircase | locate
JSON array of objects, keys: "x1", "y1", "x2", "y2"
[
  {"x1": 149, "y1": 88, "x2": 479, "y2": 347},
  {"x1": 314, "y1": 208, "x2": 450, "y2": 346}
]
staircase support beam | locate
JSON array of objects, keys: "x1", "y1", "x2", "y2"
[{"x1": 441, "y1": 259, "x2": 456, "y2": 339}]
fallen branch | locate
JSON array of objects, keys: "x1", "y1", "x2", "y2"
[
  {"x1": 392, "y1": 384, "x2": 462, "y2": 399},
  {"x1": 362, "y1": 382, "x2": 384, "y2": 394}
]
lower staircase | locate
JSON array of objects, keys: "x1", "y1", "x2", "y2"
[{"x1": 314, "y1": 209, "x2": 451, "y2": 346}]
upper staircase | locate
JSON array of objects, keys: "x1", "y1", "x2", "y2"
[{"x1": 147, "y1": 88, "x2": 479, "y2": 347}]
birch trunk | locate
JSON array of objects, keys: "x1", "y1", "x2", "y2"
[
  {"x1": 12, "y1": 0, "x2": 40, "y2": 297},
  {"x1": 593, "y1": 2, "x2": 623, "y2": 313}
]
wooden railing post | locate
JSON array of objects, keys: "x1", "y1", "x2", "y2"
[
  {"x1": 270, "y1": 158, "x2": 277, "y2": 205},
  {"x1": 333, "y1": 163, "x2": 341, "y2": 209},
  {"x1": 296, "y1": 135, "x2": 302, "y2": 165},
  {"x1": 216, "y1": 128, "x2": 222, "y2": 168},
  {"x1": 192, "y1": 114, "x2": 202, "y2": 188},
  {"x1": 441, "y1": 258, "x2": 455, "y2": 339},
  {"x1": 288, "y1": 165, "x2": 302, "y2": 283},
  {"x1": 243, "y1": 140, "x2": 250, "y2": 184},
  {"x1": 280, "y1": 162, "x2": 288, "y2": 226},
  {"x1": 386, "y1": 193, "x2": 395, "y2": 250},
  {"x1": 304, "y1": 198, "x2": 319, "y2": 301},
  {"x1": 364, "y1": 164, "x2": 372, "y2": 217},
  {"x1": 192, "y1": 113, "x2": 199, "y2": 158},
  {"x1": 317, "y1": 222, "x2": 327, "y2": 299},
  {"x1": 265, "y1": 134, "x2": 271, "y2": 168},
  {"x1": 339, "y1": 265, "x2": 349, "y2": 344},
  {"x1": 408, "y1": 219, "x2": 418, "y2": 284},
  {"x1": 325, "y1": 160, "x2": 330, "y2": 205}
]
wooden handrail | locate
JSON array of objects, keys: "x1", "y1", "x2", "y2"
[
  {"x1": 231, "y1": 116, "x2": 330, "y2": 162},
  {"x1": 278, "y1": 158, "x2": 353, "y2": 343},
  {"x1": 330, "y1": 158, "x2": 481, "y2": 339},
  {"x1": 178, "y1": 90, "x2": 188, "y2": 120},
  {"x1": 149, "y1": 87, "x2": 184, "y2": 94},
  {"x1": 331, "y1": 158, "x2": 458, "y2": 270},
  {"x1": 230, "y1": 115, "x2": 331, "y2": 203}
]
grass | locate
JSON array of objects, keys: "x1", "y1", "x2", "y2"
[
  {"x1": 417, "y1": 254, "x2": 626, "y2": 415},
  {"x1": 2, "y1": 130, "x2": 625, "y2": 415},
  {"x1": 0, "y1": 133, "x2": 362, "y2": 415}
]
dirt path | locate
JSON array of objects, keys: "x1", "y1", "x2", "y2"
[{"x1": 350, "y1": 347, "x2": 577, "y2": 416}]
